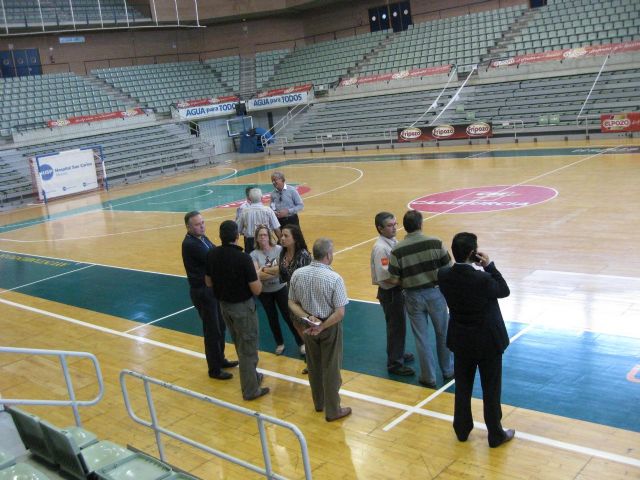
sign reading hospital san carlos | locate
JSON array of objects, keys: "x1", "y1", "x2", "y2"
[
  {"x1": 246, "y1": 85, "x2": 313, "y2": 112},
  {"x1": 409, "y1": 185, "x2": 557, "y2": 214},
  {"x1": 34, "y1": 148, "x2": 98, "y2": 201},
  {"x1": 171, "y1": 96, "x2": 239, "y2": 120},
  {"x1": 398, "y1": 122, "x2": 493, "y2": 142}
]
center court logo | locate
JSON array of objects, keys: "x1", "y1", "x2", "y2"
[{"x1": 409, "y1": 185, "x2": 558, "y2": 213}]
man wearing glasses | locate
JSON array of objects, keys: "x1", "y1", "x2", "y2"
[
  {"x1": 371, "y1": 212, "x2": 415, "y2": 377},
  {"x1": 270, "y1": 171, "x2": 304, "y2": 227}
]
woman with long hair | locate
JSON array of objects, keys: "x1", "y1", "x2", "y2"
[
  {"x1": 251, "y1": 224, "x2": 303, "y2": 355},
  {"x1": 263, "y1": 223, "x2": 311, "y2": 358}
]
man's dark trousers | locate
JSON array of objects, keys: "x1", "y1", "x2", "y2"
[
  {"x1": 377, "y1": 286, "x2": 407, "y2": 371},
  {"x1": 453, "y1": 353, "x2": 504, "y2": 446},
  {"x1": 190, "y1": 286, "x2": 226, "y2": 376}
]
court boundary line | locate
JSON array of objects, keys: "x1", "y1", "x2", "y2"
[
  {"x1": 382, "y1": 324, "x2": 536, "y2": 431},
  {"x1": 1, "y1": 296, "x2": 639, "y2": 469},
  {"x1": 0, "y1": 264, "x2": 96, "y2": 295}
]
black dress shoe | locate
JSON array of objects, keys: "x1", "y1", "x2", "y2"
[
  {"x1": 403, "y1": 353, "x2": 415, "y2": 363},
  {"x1": 326, "y1": 407, "x2": 351, "y2": 422},
  {"x1": 443, "y1": 374, "x2": 455, "y2": 383},
  {"x1": 209, "y1": 371, "x2": 233, "y2": 380},
  {"x1": 244, "y1": 387, "x2": 270, "y2": 401},
  {"x1": 222, "y1": 360, "x2": 239, "y2": 368},
  {"x1": 388, "y1": 366, "x2": 415, "y2": 376},
  {"x1": 489, "y1": 429, "x2": 515, "y2": 448},
  {"x1": 315, "y1": 406, "x2": 324, "y2": 412}
]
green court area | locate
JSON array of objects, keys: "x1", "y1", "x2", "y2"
[{"x1": 1, "y1": 250, "x2": 639, "y2": 433}]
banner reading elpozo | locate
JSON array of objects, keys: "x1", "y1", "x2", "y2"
[
  {"x1": 397, "y1": 122, "x2": 493, "y2": 142},
  {"x1": 601, "y1": 113, "x2": 640, "y2": 133},
  {"x1": 34, "y1": 149, "x2": 97, "y2": 201}
]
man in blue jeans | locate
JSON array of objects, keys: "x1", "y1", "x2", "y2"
[{"x1": 388, "y1": 210, "x2": 454, "y2": 388}]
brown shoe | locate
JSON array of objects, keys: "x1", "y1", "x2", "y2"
[
  {"x1": 244, "y1": 387, "x2": 270, "y2": 401},
  {"x1": 326, "y1": 407, "x2": 352, "y2": 422}
]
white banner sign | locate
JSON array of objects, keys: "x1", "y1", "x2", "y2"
[
  {"x1": 35, "y1": 149, "x2": 97, "y2": 200},
  {"x1": 172, "y1": 101, "x2": 237, "y2": 120},
  {"x1": 246, "y1": 91, "x2": 310, "y2": 111}
]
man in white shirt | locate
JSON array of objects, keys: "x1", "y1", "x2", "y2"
[
  {"x1": 370, "y1": 212, "x2": 415, "y2": 376},
  {"x1": 236, "y1": 187, "x2": 281, "y2": 253}
]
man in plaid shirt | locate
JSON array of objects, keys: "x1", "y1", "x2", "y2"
[{"x1": 288, "y1": 238, "x2": 351, "y2": 422}]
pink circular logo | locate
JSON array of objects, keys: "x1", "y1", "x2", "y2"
[{"x1": 409, "y1": 185, "x2": 557, "y2": 214}]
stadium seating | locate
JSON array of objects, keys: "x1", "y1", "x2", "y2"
[
  {"x1": 505, "y1": 0, "x2": 640, "y2": 56},
  {"x1": 264, "y1": 30, "x2": 388, "y2": 89},
  {"x1": 93, "y1": 62, "x2": 230, "y2": 113},
  {"x1": 359, "y1": 5, "x2": 526, "y2": 76},
  {"x1": 0, "y1": 73, "x2": 129, "y2": 134},
  {"x1": 256, "y1": 49, "x2": 290, "y2": 91},
  {"x1": 0, "y1": 123, "x2": 214, "y2": 205},
  {"x1": 204, "y1": 56, "x2": 241, "y2": 93},
  {"x1": 276, "y1": 68, "x2": 640, "y2": 145},
  {"x1": 2, "y1": 0, "x2": 150, "y2": 28}
]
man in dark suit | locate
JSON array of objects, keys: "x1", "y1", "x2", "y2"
[{"x1": 438, "y1": 232, "x2": 515, "y2": 448}]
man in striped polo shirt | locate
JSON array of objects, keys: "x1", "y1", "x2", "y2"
[{"x1": 388, "y1": 210, "x2": 454, "y2": 389}]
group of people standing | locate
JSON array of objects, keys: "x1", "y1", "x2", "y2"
[
  {"x1": 182, "y1": 171, "x2": 515, "y2": 443},
  {"x1": 182, "y1": 171, "x2": 351, "y2": 421},
  {"x1": 371, "y1": 209, "x2": 514, "y2": 447}
]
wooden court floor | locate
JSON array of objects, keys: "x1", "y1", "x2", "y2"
[{"x1": 1, "y1": 139, "x2": 640, "y2": 479}]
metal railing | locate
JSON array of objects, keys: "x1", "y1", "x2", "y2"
[
  {"x1": 576, "y1": 54, "x2": 609, "y2": 126},
  {"x1": 120, "y1": 369, "x2": 312, "y2": 480},
  {"x1": 0, "y1": 346, "x2": 104, "y2": 427},
  {"x1": 262, "y1": 102, "x2": 311, "y2": 151},
  {"x1": 576, "y1": 114, "x2": 602, "y2": 137},
  {"x1": 499, "y1": 119, "x2": 525, "y2": 140},
  {"x1": 314, "y1": 131, "x2": 348, "y2": 148}
]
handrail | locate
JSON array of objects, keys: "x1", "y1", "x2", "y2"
[
  {"x1": 409, "y1": 65, "x2": 458, "y2": 127},
  {"x1": 576, "y1": 54, "x2": 609, "y2": 124},
  {"x1": 120, "y1": 369, "x2": 313, "y2": 480},
  {"x1": 430, "y1": 64, "x2": 477, "y2": 126},
  {"x1": 0, "y1": 346, "x2": 104, "y2": 427},
  {"x1": 315, "y1": 131, "x2": 348, "y2": 148},
  {"x1": 262, "y1": 102, "x2": 311, "y2": 150},
  {"x1": 576, "y1": 113, "x2": 602, "y2": 137},
  {"x1": 499, "y1": 119, "x2": 525, "y2": 140}
]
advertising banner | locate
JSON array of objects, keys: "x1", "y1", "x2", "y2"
[
  {"x1": 35, "y1": 149, "x2": 97, "y2": 200},
  {"x1": 491, "y1": 40, "x2": 640, "y2": 68},
  {"x1": 256, "y1": 84, "x2": 312, "y2": 98},
  {"x1": 339, "y1": 65, "x2": 451, "y2": 87},
  {"x1": 172, "y1": 96, "x2": 239, "y2": 120},
  {"x1": 397, "y1": 122, "x2": 493, "y2": 142},
  {"x1": 247, "y1": 89, "x2": 311, "y2": 111},
  {"x1": 47, "y1": 108, "x2": 146, "y2": 128},
  {"x1": 601, "y1": 112, "x2": 640, "y2": 133}
]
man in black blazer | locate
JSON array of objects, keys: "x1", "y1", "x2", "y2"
[{"x1": 438, "y1": 232, "x2": 515, "y2": 448}]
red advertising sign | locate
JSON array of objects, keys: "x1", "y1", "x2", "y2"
[
  {"x1": 257, "y1": 84, "x2": 313, "y2": 98},
  {"x1": 339, "y1": 65, "x2": 451, "y2": 87},
  {"x1": 491, "y1": 40, "x2": 640, "y2": 68},
  {"x1": 175, "y1": 96, "x2": 239, "y2": 108},
  {"x1": 397, "y1": 122, "x2": 493, "y2": 142},
  {"x1": 47, "y1": 108, "x2": 146, "y2": 128},
  {"x1": 601, "y1": 112, "x2": 640, "y2": 133}
]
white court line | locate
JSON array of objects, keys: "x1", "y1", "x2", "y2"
[
  {"x1": 382, "y1": 324, "x2": 536, "y2": 432},
  {"x1": 2, "y1": 296, "x2": 639, "y2": 469},
  {"x1": 0, "y1": 264, "x2": 95, "y2": 295},
  {"x1": 125, "y1": 305, "x2": 195, "y2": 334}
]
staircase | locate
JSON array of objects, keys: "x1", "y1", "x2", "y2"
[
  {"x1": 347, "y1": 34, "x2": 394, "y2": 78},
  {"x1": 239, "y1": 56, "x2": 257, "y2": 99},
  {"x1": 86, "y1": 75, "x2": 140, "y2": 109},
  {"x1": 480, "y1": 8, "x2": 537, "y2": 62}
]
